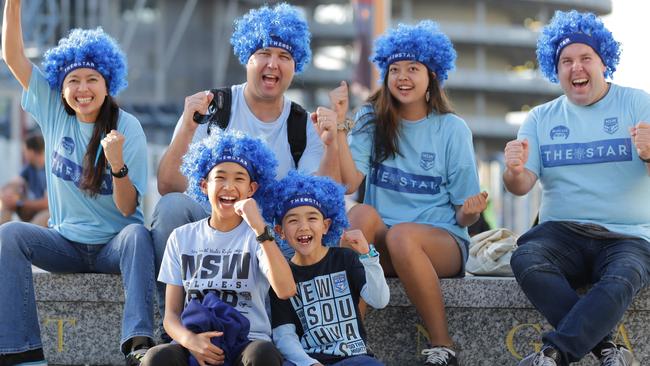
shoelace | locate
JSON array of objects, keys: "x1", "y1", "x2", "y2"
[
  {"x1": 600, "y1": 347, "x2": 625, "y2": 366},
  {"x1": 422, "y1": 347, "x2": 454, "y2": 364},
  {"x1": 533, "y1": 352, "x2": 557, "y2": 366}
]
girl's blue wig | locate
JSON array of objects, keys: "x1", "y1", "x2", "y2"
[
  {"x1": 231, "y1": 3, "x2": 312, "y2": 74},
  {"x1": 537, "y1": 10, "x2": 620, "y2": 83},
  {"x1": 261, "y1": 171, "x2": 349, "y2": 253},
  {"x1": 181, "y1": 131, "x2": 278, "y2": 203},
  {"x1": 42, "y1": 27, "x2": 128, "y2": 96},
  {"x1": 372, "y1": 20, "x2": 456, "y2": 83}
]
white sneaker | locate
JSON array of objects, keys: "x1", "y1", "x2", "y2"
[
  {"x1": 518, "y1": 346, "x2": 559, "y2": 366},
  {"x1": 597, "y1": 342, "x2": 640, "y2": 366},
  {"x1": 422, "y1": 346, "x2": 458, "y2": 366}
]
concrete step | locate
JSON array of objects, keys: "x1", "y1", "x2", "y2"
[{"x1": 32, "y1": 273, "x2": 649, "y2": 365}]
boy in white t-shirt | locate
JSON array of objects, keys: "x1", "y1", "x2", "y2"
[{"x1": 142, "y1": 131, "x2": 296, "y2": 366}]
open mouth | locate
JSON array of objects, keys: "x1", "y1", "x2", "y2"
[
  {"x1": 262, "y1": 74, "x2": 280, "y2": 86},
  {"x1": 75, "y1": 96, "x2": 93, "y2": 105},
  {"x1": 296, "y1": 234, "x2": 313, "y2": 245},
  {"x1": 572, "y1": 78, "x2": 589, "y2": 88},
  {"x1": 218, "y1": 196, "x2": 237, "y2": 206}
]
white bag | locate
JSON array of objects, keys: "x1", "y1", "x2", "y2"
[{"x1": 466, "y1": 228, "x2": 518, "y2": 276}]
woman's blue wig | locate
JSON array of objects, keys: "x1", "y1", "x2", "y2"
[
  {"x1": 372, "y1": 20, "x2": 456, "y2": 83},
  {"x1": 537, "y1": 10, "x2": 620, "y2": 83},
  {"x1": 181, "y1": 131, "x2": 278, "y2": 203},
  {"x1": 231, "y1": 3, "x2": 312, "y2": 74},
  {"x1": 261, "y1": 171, "x2": 349, "y2": 253},
  {"x1": 42, "y1": 27, "x2": 128, "y2": 96}
]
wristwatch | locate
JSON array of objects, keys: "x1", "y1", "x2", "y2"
[
  {"x1": 358, "y1": 244, "x2": 379, "y2": 259},
  {"x1": 111, "y1": 163, "x2": 129, "y2": 178},
  {"x1": 256, "y1": 225, "x2": 275, "y2": 243}
]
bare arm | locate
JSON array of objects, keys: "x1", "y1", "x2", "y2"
[
  {"x1": 336, "y1": 131, "x2": 365, "y2": 194},
  {"x1": 503, "y1": 139, "x2": 538, "y2": 195},
  {"x1": 157, "y1": 91, "x2": 213, "y2": 195},
  {"x1": 2, "y1": 0, "x2": 33, "y2": 90}
]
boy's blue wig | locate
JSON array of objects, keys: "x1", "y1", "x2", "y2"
[
  {"x1": 231, "y1": 3, "x2": 312, "y2": 74},
  {"x1": 42, "y1": 27, "x2": 128, "y2": 96},
  {"x1": 181, "y1": 131, "x2": 278, "y2": 203},
  {"x1": 371, "y1": 20, "x2": 456, "y2": 83},
  {"x1": 537, "y1": 10, "x2": 620, "y2": 83},
  {"x1": 261, "y1": 171, "x2": 349, "y2": 251}
]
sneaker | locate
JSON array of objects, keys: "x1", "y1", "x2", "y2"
[
  {"x1": 422, "y1": 346, "x2": 459, "y2": 366},
  {"x1": 594, "y1": 341, "x2": 640, "y2": 366},
  {"x1": 518, "y1": 346, "x2": 560, "y2": 366},
  {"x1": 125, "y1": 347, "x2": 149, "y2": 366}
]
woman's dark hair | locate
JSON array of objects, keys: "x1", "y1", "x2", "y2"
[
  {"x1": 62, "y1": 94, "x2": 119, "y2": 197},
  {"x1": 367, "y1": 67, "x2": 454, "y2": 163}
]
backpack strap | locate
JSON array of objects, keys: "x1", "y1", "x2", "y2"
[
  {"x1": 286, "y1": 102, "x2": 308, "y2": 168},
  {"x1": 191, "y1": 87, "x2": 232, "y2": 135}
]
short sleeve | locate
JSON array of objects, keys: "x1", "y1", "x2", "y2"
[
  {"x1": 445, "y1": 121, "x2": 480, "y2": 205},
  {"x1": 20, "y1": 65, "x2": 64, "y2": 135},
  {"x1": 119, "y1": 114, "x2": 149, "y2": 196},
  {"x1": 158, "y1": 229, "x2": 183, "y2": 286},
  {"x1": 348, "y1": 107, "x2": 375, "y2": 177},
  {"x1": 518, "y1": 110, "x2": 541, "y2": 177},
  {"x1": 269, "y1": 287, "x2": 299, "y2": 328}
]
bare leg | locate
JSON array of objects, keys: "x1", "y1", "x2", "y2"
[{"x1": 385, "y1": 223, "x2": 461, "y2": 347}]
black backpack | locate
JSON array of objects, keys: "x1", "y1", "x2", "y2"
[{"x1": 193, "y1": 87, "x2": 308, "y2": 168}]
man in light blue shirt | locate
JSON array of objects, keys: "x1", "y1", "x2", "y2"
[{"x1": 504, "y1": 10, "x2": 649, "y2": 366}]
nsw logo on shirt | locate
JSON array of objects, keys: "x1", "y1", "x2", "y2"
[
  {"x1": 550, "y1": 125, "x2": 570, "y2": 140},
  {"x1": 419, "y1": 152, "x2": 436, "y2": 170},
  {"x1": 59, "y1": 137, "x2": 75, "y2": 155},
  {"x1": 540, "y1": 138, "x2": 632, "y2": 167},
  {"x1": 603, "y1": 117, "x2": 619, "y2": 134}
]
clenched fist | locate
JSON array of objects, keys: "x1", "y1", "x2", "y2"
[{"x1": 504, "y1": 139, "x2": 529, "y2": 175}]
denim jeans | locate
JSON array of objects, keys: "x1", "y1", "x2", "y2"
[
  {"x1": 511, "y1": 221, "x2": 650, "y2": 364},
  {"x1": 283, "y1": 355, "x2": 383, "y2": 366},
  {"x1": 150, "y1": 193, "x2": 208, "y2": 321},
  {"x1": 0, "y1": 221, "x2": 155, "y2": 355}
]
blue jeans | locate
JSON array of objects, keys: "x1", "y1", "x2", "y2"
[
  {"x1": 150, "y1": 193, "x2": 208, "y2": 321},
  {"x1": 510, "y1": 221, "x2": 650, "y2": 364},
  {"x1": 283, "y1": 355, "x2": 383, "y2": 366},
  {"x1": 0, "y1": 221, "x2": 155, "y2": 355}
]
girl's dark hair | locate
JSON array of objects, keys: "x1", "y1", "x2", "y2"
[
  {"x1": 367, "y1": 67, "x2": 454, "y2": 163},
  {"x1": 62, "y1": 94, "x2": 119, "y2": 197}
]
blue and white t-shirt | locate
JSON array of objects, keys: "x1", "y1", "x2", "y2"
[
  {"x1": 349, "y1": 106, "x2": 480, "y2": 243},
  {"x1": 159, "y1": 218, "x2": 273, "y2": 342},
  {"x1": 21, "y1": 66, "x2": 147, "y2": 243},
  {"x1": 519, "y1": 83, "x2": 650, "y2": 242}
]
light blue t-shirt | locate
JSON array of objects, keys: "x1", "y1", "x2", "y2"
[
  {"x1": 519, "y1": 83, "x2": 650, "y2": 242},
  {"x1": 349, "y1": 106, "x2": 480, "y2": 243},
  {"x1": 21, "y1": 66, "x2": 148, "y2": 244},
  {"x1": 159, "y1": 218, "x2": 273, "y2": 342}
]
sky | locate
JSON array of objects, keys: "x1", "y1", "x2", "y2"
[{"x1": 602, "y1": 1, "x2": 650, "y2": 93}]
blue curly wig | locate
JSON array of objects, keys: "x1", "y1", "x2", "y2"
[
  {"x1": 42, "y1": 27, "x2": 128, "y2": 96},
  {"x1": 372, "y1": 20, "x2": 456, "y2": 83},
  {"x1": 261, "y1": 171, "x2": 349, "y2": 254},
  {"x1": 181, "y1": 131, "x2": 278, "y2": 203},
  {"x1": 231, "y1": 3, "x2": 311, "y2": 73},
  {"x1": 537, "y1": 10, "x2": 620, "y2": 83}
]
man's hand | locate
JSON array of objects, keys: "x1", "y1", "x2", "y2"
[
  {"x1": 630, "y1": 122, "x2": 650, "y2": 161},
  {"x1": 185, "y1": 331, "x2": 225, "y2": 366},
  {"x1": 101, "y1": 130, "x2": 126, "y2": 170},
  {"x1": 182, "y1": 90, "x2": 214, "y2": 131},
  {"x1": 310, "y1": 107, "x2": 338, "y2": 146},
  {"x1": 340, "y1": 229, "x2": 370, "y2": 255},
  {"x1": 329, "y1": 80, "x2": 349, "y2": 123},
  {"x1": 461, "y1": 191, "x2": 488, "y2": 216},
  {"x1": 504, "y1": 139, "x2": 529, "y2": 175},
  {"x1": 234, "y1": 198, "x2": 265, "y2": 234}
]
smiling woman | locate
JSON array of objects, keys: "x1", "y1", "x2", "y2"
[{"x1": 0, "y1": 0, "x2": 155, "y2": 364}]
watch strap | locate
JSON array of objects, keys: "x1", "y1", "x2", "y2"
[
  {"x1": 358, "y1": 244, "x2": 379, "y2": 259},
  {"x1": 111, "y1": 163, "x2": 129, "y2": 178}
]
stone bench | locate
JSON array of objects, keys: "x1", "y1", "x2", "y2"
[{"x1": 34, "y1": 273, "x2": 649, "y2": 365}]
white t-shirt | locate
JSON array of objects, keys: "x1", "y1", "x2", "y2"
[{"x1": 159, "y1": 218, "x2": 273, "y2": 341}]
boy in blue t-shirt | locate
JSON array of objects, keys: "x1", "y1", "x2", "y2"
[{"x1": 262, "y1": 172, "x2": 389, "y2": 366}]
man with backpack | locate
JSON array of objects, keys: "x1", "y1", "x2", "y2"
[{"x1": 151, "y1": 3, "x2": 341, "y2": 342}]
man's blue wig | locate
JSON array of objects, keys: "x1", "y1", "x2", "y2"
[
  {"x1": 372, "y1": 20, "x2": 456, "y2": 83},
  {"x1": 181, "y1": 131, "x2": 278, "y2": 203},
  {"x1": 230, "y1": 3, "x2": 311, "y2": 74},
  {"x1": 42, "y1": 27, "x2": 128, "y2": 96},
  {"x1": 537, "y1": 10, "x2": 620, "y2": 83},
  {"x1": 261, "y1": 171, "x2": 349, "y2": 254}
]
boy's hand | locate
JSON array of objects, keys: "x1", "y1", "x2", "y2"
[
  {"x1": 234, "y1": 198, "x2": 265, "y2": 234},
  {"x1": 340, "y1": 229, "x2": 370, "y2": 255},
  {"x1": 185, "y1": 331, "x2": 224, "y2": 366},
  {"x1": 461, "y1": 191, "x2": 488, "y2": 216}
]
